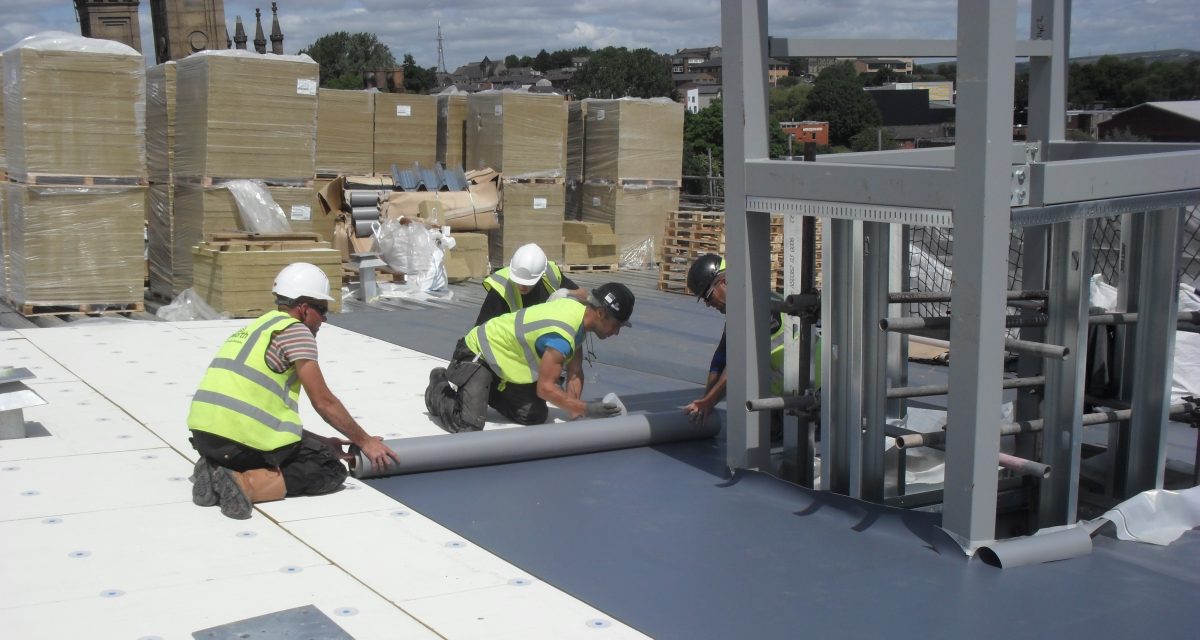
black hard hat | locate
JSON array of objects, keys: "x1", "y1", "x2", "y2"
[
  {"x1": 591, "y1": 282, "x2": 635, "y2": 327},
  {"x1": 687, "y1": 254, "x2": 725, "y2": 300}
]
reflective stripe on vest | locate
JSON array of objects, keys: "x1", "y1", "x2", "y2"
[
  {"x1": 466, "y1": 298, "x2": 584, "y2": 384},
  {"x1": 483, "y1": 262, "x2": 563, "y2": 313},
  {"x1": 769, "y1": 313, "x2": 786, "y2": 395},
  {"x1": 187, "y1": 312, "x2": 305, "y2": 450}
]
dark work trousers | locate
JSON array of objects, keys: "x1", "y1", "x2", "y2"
[
  {"x1": 190, "y1": 429, "x2": 348, "y2": 497},
  {"x1": 429, "y1": 339, "x2": 549, "y2": 432}
]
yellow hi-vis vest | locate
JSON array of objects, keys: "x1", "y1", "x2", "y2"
[
  {"x1": 766, "y1": 314, "x2": 823, "y2": 394},
  {"x1": 187, "y1": 311, "x2": 304, "y2": 452},
  {"x1": 464, "y1": 297, "x2": 585, "y2": 384},
  {"x1": 482, "y1": 261, "x2": 565, "y2": 313}
]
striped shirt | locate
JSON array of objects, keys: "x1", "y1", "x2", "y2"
[{"x1": 265, "y1": 322, "x2": 318, "y2": 374}]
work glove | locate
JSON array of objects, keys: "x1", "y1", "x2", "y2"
[
  {"x1": 584, "y1": 400, "x2": 622, "y2": 419},
  {"x1": 548, "y1": 287, "x2": 573, "y2": 302}
]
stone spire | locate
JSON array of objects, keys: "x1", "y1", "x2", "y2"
[
  {"x1": 253, "y1": 8, "x2": 266, "y2": 54},
  {"x1": 226, "y1": 25, "x2": 233, "y2": 49},
  {"x1": 234, "y1": 16, "x2": 248, "y2": 50},
  {"x1": 270, "y1": 2, "x2": 284, "y2": 55}
]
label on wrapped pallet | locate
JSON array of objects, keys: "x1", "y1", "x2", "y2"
[
  {"x1": 290, "y1": 205, "x2": 312, "y2": 221},
  {"x1": 533, "y1": 198, "x2": 547, "y2": 210},
  {"x1": 595, "y1": 109, "x2": 606, "y2": 121},
  {"x1": 494, "y1": 105, "x2": 503, "y2": 116},
  {"x1": 592, "y1": 197, "x2": 601, "y2": 206},
  {"x1": 296, "y1": 78, "x2": 317, "y2": 95},
  {"x1": 396, "y1": 105, "x2": 412, "y2": 117}
]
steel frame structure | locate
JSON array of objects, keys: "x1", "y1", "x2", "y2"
[{"x1": 721, "y1": 0, "x2": 1200, "y2": 549}]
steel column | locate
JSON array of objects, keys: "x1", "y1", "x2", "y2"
[
  {"x1": 821, "y1": 218, "x2": 861, "y2": 494},
  {"x1": 941, "y1": 0, "x2": 1018, "y2": 549},
  {"x1": 859, "y1": 221, "x2": 890, "y2": 501}
]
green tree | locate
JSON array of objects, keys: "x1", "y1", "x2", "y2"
[
  {"x1": 849, "y1": 127, "x2": 900, "y2": 152},
  {"x1": 573, "y1": 47, "x2": 673, "y2": 99},
  {"x1": 533, "y1": 49, "x2": 551, "y2": 72},
  {"x1": 682, "y1": 99, "x2": 724, "y2": 194},
  {"x1": 805, "y1": 62, "x2": 882, "y2": 146},
  {"x1": 504, "y1": 54, "x2": 519, "y2": 68},
  {"x1": 769, "y1": 83, "x2": 812, "y2": 122},
  {"x1": 402, "y1": 53, "x2": 437, "y2": 93},
  {"x1": 300, "y1": 31, "x2": 396, "y2": 88}
]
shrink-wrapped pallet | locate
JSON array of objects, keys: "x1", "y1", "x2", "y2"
[
  {"x1": 374, "y1": 93, "x2": 437, "y2": 173},
  {"x1": 6, "y1": 184, "x2": 144, "y2": 306},
  {"x1": 467, "y1": 92, "x2": 566, "y2": 179},
  {"x1": 316, "y1": 89, "x2": 374, "y2": 176},
  {"x1": 437, "y1": 94, "x2": 468, "y2": 168},
  {"x1": 581, "y1": 183, "x2": 680, "y2": 256},
  {"x1": 583, "y1": 98, "x2": 684, "y2": 182},
  {"x1": 490, "y1": 182, "x2": 565, "y2": 266},
  {"x1": 192, "y1": 237, "x2": 342, "y2": 318},
  {"x1": 0, "y1": 53, "x2": 5, "y2": 172},
  {"x1": 146, "y1": 183, "x2": 177, "y2": 299},
  {"x1": 3, "y1": 33, "x2": 145, "y2": 181},
  {"x1": 146, "y1": 62, "x2": 176, "y2": 183},
  {"x1": 174, "y1": 50, "x2": 318, "y2": 181}
]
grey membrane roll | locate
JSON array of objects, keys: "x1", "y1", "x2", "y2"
[
  {"x1": 352, "y1": 410, "x2": 718, "y2": 479},
  {"x1": 976, "y1": 525, "x2": 1094, "y2": 568},
  {"x1": 347, "y1": 190, "x2": 384, "y2": 207}
]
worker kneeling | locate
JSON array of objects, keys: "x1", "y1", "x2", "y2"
[
  {"x1": 426, "y1": 282, "x2": 635, "y2": 432},
  {"x1": 187, "y1": 263, "x2": 400, "y2": 520}
]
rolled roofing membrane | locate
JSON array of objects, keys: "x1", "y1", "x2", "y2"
[{"x1": 353, "y1": 409, "x2": 716, "y2": 479}]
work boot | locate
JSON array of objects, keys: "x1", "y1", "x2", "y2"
[
  {"x1": 212, "y1": 467, "x2": 287, "y2": 520},
  {"x1": 425, "y1": 367, "x2": 448, "y2": 415},
  {"x1": 190, "y1": 457, "x2": 217, "y2": 507}
]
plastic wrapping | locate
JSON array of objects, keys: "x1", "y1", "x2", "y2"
[
  {"x1": 371, "y1": 218, "x2": 451, "y2": 293},
  {"x1": 191, "y1": 240, "x2": 341, "y2": 318},
  {"x1": 155, "y1": 287, "x2": 230, "y2": 321},
  {"x1": 467, "y1": 91, "x2": 566, "y2": 178},
  {"x1": 3, "y1": 31, "x2": 145, "y2": 181},
  {"x1": 436, "y1": 94, "x2": 469, "y2": 168},
  {"x1": 373, "y1": 94, "x2": 437, "y2": 173},
  {"x1": 583, "y1": 98, "x2": 684, "y2": 182},
  {"x1": 146, "y1": 62, "x2": 176, "y2": 183},
  {"x1": 0, "y1": 182, "x2": 7, "y2": 298},
  {"x1": 6, "y1": 184, "x2": 144, "y2": 306},
  {"x1": 620, "y1": 237, "x2": 656, "y2": 270},
  {"x1": 1095, "y1": 486, "x2": 1200, "y2": 546},
  {"x1": 491, "y1": 182, "x2": 565, "y2": 266},
  {"x1": 0, "y1": 52, "x2": 5, "y2": 171},
  {"x1": 174, "y1": 51, "x2": 318, "y2": 181},
  {"x1": 315, "y1": 88, "x2": 374, "y2": 176},
  {"x1": 566, "y1": 100, "x2": 587, "y2": 182},
  {"x1": 581, "y1": 183, "x2": 680, "y2": 255},
  {"x1": 224, "y1": 180, "x2": 291, "y2": 233},
  {"x1": 146, "y1": 183, "x2": 177, "y2": 299}
]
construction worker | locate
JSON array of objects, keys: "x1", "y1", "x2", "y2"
[
  {"x1": 683, "y1": 254, "x2": 790, "y2": 424},
  {"x1": 187, "y1": 262, "x2": 400, "y2": 520},
  {"x1": 426, "y1": 282, "x2": 635, "y2": 432},
  {"x1": 475, "y1": 243, "x2": 587, "y2": 326}
]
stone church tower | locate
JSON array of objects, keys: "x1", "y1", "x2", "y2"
[
  {"x1": 148, "y1": 0, "x2": 230, "y2": 64},
  {"x1": 73, "y1": 1, "x2": 143, "y2": 52}
]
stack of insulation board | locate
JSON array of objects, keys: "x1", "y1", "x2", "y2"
[
  {"x1": 444, "y1": 232, "x2": 491, "y2": 282},
  {"x1": 565, "y1": 101, "x2": 587, "y2": 220},
  {"x1": 562, "y1": 221, "x2": 618, "y2": 268},
  {"x1": 146, "y1": 62, "x2": 177, "y2": 301},
  {"x1": 580, "y1": 98, "x2": 684, "y2": 259},
  {"x1": 165, "y1": 51, "x2": 321, "y2": 299},
  {"x1": 316, "y1": 89, "x2": 374, "y2": 177},
  {"x1": 2, "y1": 34, "x2": 146, "y2": 310},
  {"x1": 436, "y1": 94, "x2": 468, "y2": 168},
  {"x1": 0, "y1": 52, "x2": 6, "y2": 298},
  {"x1": 191, "y1": 233, "x2": 342, "y2": 317},
  {"x1": 374, "y1": 93, "x2": 437, "y2": 173},
  {"x1": 467, "y1": 92, "x2": 567, "y2": 266}
]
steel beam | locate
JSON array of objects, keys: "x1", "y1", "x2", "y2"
[
  {"x1": 1048, "y1": 141, "x2": 1200, "y2": 160},
  {"x1": 821, "y1": 218, "x2": 860, "y2": 494},
  {"x1": 860, "y1": 221, "x2": 890, "y2": 501},
  {"x1": 1029, "y1": 151, "x2": 1200, "y2": 206},
  {"x1": 941, "y1": 0, "x2": 1017, "y2": 550},
  {"x1": 745, "y1": 160, "x2": 956, "y2": 210}
]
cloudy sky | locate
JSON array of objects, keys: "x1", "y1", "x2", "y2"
[{"x1": 0, "y1": 1, "x2": 1195, "y2": 70}]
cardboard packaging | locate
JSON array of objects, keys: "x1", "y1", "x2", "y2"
[
  {"x1": 4, "y1": 36, "x2": 145, "y2": 181},
  {"x1": 373, "y1": 93, "x2": 437, "y2": 173},
  {"x1": 191, "y1": 237, "x2": 342, "y2": 317},
  {"x1": 581, "y1": 184, "x2": 681, "y2": 254},
  {"x1": 437, "y1": 94, "x2": 468, "y2": 168},
  {"x1": 146, "y1": 62, "x2": 177, "y2": 183},
  {"x1": 174, "y1": 51, "x2": 318, "y2": 181},
  {"x1": 467, "y1": 92, "x2": 566, "y2": 179},
  {"x1": 373, "y1": 168, "x2": 500, "y2": 231},
  {"x1": 583, "y1": 98, "x2": 684, "y2": 183},
  {"x1": 316, "y1": 89, "x2": 375, "y2": 176},
  {"x1": 6, "y1": 184, "x2": 145, "y2": 306},
  {"x1": 491, "y1": 182, "x2": 565, "y2": 266}
]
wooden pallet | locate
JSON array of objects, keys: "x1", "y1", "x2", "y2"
[
  {"x1": 204, "y1": 232, "x2": 329, "y2": 252},
  {"x1": 16, "y1": 301, "x2": 144, "y2": 317},
  {"x1": 179, "y1": 176, "x2": 315, "y2": 188},
  {"x1": 502, "y1": 176, "x2": 565, "y2": 184},
  {"x1": 562, "y1": 263, "x2": 618, "y2": 273},
  {"x1": 17, "y1": 174, "x2": 147, "y2": 186}
]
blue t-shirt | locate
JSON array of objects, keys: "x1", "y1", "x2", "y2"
[{"x1": 535, "y1": 326, "x2": 585, "y2": 361}]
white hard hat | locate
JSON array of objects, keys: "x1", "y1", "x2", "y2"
[
  {"x1": 509, "y1": 243, "x2": 548, "y2": 286},
  {"x1": 272, "y1": 262, "x2": 334, "y2": 301}
]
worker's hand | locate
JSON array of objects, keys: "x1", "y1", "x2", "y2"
[
  {"x1": 584, "y1": 400, "x2": 622, "y2": 419},
  {"x1": 683, "y1": 398, "x2": 714, "y2": 424},
  {"x1": 315, "y1": 434, "x2": 355, "y2": 461},
  {"x1": 359, "y1": 437, "x2": 401, "y2": 470},
  {"x1": 548, "y1": 288, "x2": 573, "y2": 302}
]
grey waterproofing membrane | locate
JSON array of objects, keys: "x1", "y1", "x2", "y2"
[{"x1": 335, "y1": 273, "x2": 1199, "y2": 637}]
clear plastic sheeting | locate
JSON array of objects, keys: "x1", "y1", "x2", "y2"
[
  {"x1": 466, "y1": 91, "x2": 566, "y2": 179},
  {"x1": 371, "y1": 219, "x2": 451, "y2": 293},
  {"x1": 146, "y1": 62, "x2": 176, "y2": 183},
  {"x1": 1095, "y1": 486, "x2": 1200, "y2": 546},
  {"x1": 620, "y1": 237, "x2": 655, "y2": 270},
  {"x1": 3, "y1": 31, "x2": 146, "y2": 181},
  {"x1": 582, "y1": 98, "x2": 684, "y2": 182},
  {"x1": 223, "y1": 180, "x2": 291, "y2": 233},
  {"x1": 155, "y1": 287, "x2": 230, "y2": 321}
]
